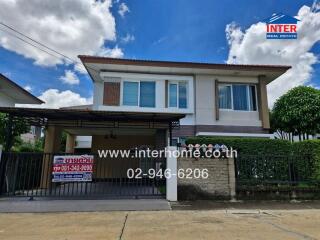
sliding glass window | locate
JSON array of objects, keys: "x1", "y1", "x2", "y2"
[
  {"x1": 178, "y1": 83, "x2": 187, "y2": 108},
  {"x1": 169, "y1": 83, "x2": 178, "y2": 107},
  {"x1": 218, "y1": 84, "x2": 257, "y2": 111},
  {"x1": 168, "y1": 82, "x2": 188, "y2": 109},
  {"x1": 123, "y1": 81, "x2": 156, "y2": 107},
  {"x1": 123, "y1": 81, "x2": 139, "y2": 106},
  {"x1": 140, "y1": 81, "x2": 155, "y2": 107},
  {"x1": 218, "y1": 85, "x2": 232, "y2": 109}
]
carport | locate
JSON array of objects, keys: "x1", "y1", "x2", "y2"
[{"x1": 0, "y1": 107, "x2": 183, "y2": 199}]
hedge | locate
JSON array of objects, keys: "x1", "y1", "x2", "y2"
[
  {"x1": 185, "y1": 137, "x2": 292, "y2": 155},
  {"x1": 186, "y1": 137, "x2": 320, "y2": 185},
  {"x1": 292, "y1": 140, "x2": 320, "y2": 182},
  {"x1": 292, "y1": 140, "x2": 320, "y2": 157}
]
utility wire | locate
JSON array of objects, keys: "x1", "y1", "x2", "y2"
[
  {"x1": 0, "y1": 22, "x2": 77, "y2": 64},
  {"x1": 0, "y1": 26, "x2": 63, "y2": 61},
  {"x1": 0, "y1": 22, "x2": 99, "y2": 74}
]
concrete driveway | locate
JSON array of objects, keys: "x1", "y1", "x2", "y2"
[{"x1": 1, "y1": 209, "x2": 320, "y2": 240}]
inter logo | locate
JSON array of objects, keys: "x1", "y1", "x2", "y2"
[{"x1": 265, "y1": 13, "x2": 299, "y2": 39}]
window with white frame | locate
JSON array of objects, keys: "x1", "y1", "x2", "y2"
[
  {"x1": 218, "y1": 84, "x2": 257, "y2": 111},
  {"x1": 122, "y1": 80, "x2": 156, "y2": 107},
  {"x1": 168, "y1": 82, "x2": 188, "y2": 108}
]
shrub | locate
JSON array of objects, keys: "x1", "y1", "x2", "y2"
[
  {"x1": 186, "y1": 137, "x2": 320, "y2": 186},
  {"x1": 293, "y1": 140, "x2": 320, "y2": 156},
  {"x1": 14, "y1": 140, "x2": 43, "y2": 152},
  {"x1": 186, "y1": 137, "x2": 292, "y2": 155},
  {"x1": 292, "y1": 140, "x2": 320, "y2": 182}
]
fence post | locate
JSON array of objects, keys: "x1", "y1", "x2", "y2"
[
  {"x1": 228, "y1": 157, "x2": 237, "y2": 201},
  {"x1": 166, "y1": 146, "x2": 177, "y2": 201},
  {"x1": 0, "y1": 145, "x2": 4, "y2": 195}
]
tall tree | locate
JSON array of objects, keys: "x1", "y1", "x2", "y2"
[
  {"x1": 0, "y1": 113, "x2": 30, "y2": 151},
  {"x1": 271, "y1": 86, "x2": 320, "y2": 141}
]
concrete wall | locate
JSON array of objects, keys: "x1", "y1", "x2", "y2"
[{"x1": 178, "y1": 157, "x2": 236, "y2": 200}]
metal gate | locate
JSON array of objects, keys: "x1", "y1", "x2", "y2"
[{"x1": 0, "y1": 152, "x2": 166, "y2": 199}]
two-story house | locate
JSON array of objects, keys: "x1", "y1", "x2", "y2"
[
  {"x1": 72, "y1": 56, "x2": 290, "y2": 150},
  {"x1": 0, "y1": 58, "x2": 290, "y2": 199}
]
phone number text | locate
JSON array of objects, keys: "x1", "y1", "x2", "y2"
[{"x1": 127, "y1": 168, "x2": 209, "y2": 179}]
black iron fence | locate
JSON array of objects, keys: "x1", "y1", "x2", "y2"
[
  {"x1": 235, "y1": 154, "x2": 320, "y2": 190},
  {"x1": 0, "y1": 152, "x2": 166, "y2": 199}
]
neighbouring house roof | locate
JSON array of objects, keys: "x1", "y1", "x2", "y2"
[
  {"x1": 78, "y1": 55, "x2": 291, "y2": 84},
  {"x1": 0, "y1": 74, "x2": 44, "y2": 105}
]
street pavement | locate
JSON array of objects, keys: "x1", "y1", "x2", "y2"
[{"x1": 1, "y1": 207, "x2": 320, "y2": 239}]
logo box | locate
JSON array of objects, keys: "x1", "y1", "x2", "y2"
[{"x1": 265, "y1": 13, "x2": 299, "y2": 40}]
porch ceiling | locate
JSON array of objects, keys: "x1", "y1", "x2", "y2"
[{"x1": 65, "y1": 128, "x2": 157, "y2": 136}]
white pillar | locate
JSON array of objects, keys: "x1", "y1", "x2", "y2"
[
  {"x1": 166, "y1": 146, "x2": 177, "y2": 201},
  {"x1": 228, "y1": 158, "x2": 236, "y2": 201},
  {"x1": 0, "y1": 145, "x2": 2, "y2": 160}
]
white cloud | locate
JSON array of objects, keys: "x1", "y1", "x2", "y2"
[
  {"x1": 72, "y1": 46, "x2": 124, "y2": 74},
  {"x1": 225, "y1": 5, "x2": 320, "y2": 106},
  {"x1": 99, "y1": 46, "x2": 124, "y2": 58},
  {"x1": 38, "y1": 89, "x2": 92, "y2": 108},
  {"x1": 118, "y1": 2, "x2": 129, "y2": 17},
  {"x1": 152, "y1": 36, "x2": 168, "y2": 45},
  {"x1": 0, "y1": 0, "x2": 122, "y2": 68},
  {"x1": 312, "y1": 0, "x2": 320, "y2": 12},
  {"x1": 73, "y1": 62, "x2": 88, "y2": 74},
  {"x1": 121, "y1": 33, "x2": 135, "y2": 43},
  {"x1": 24, "y1": 85, "x2": 32, "y2": 92},
  {"x1": 59, "y1": 70, "x2": 80, "y2": 85},
  {"x1": 16, "y1": 89, "x2": 93, "y2": 108}
]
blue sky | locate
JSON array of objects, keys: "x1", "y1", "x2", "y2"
[
  {"x1": 119, "y1": 0, "x2": 314, "y2": 62},
  {"x1": 0, "y1": 0, "x2": 319, "y2": 106}
]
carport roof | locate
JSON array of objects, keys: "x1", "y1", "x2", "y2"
[{"x1": 0, "y1": 107, "x2": 185, "y2": 122}]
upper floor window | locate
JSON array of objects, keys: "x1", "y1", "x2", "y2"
[
  {"x1": 218, "y1": 84, "x2": 257, "y2": 111},
  {"x1": 168, "y1": 82, "x2": 187, "y2": 108},
  {"x1": 123, "y1": 81, "x2": 156, "y2": 107}
]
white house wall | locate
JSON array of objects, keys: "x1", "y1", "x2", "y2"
[
  {"x1": 89, "y1": 69, "x2": 267, "y2": 140},
  {"x1": 194, "y1": 74, "x2": 262, "y2": 127},
  {"x1": 94, "y1": 72, "x2": 195, "y2": 114}
]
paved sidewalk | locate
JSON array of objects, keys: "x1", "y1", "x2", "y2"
[
  {"x1": 171, "y1": 200, "x2": 320, "y2": 210},
  {"x1": 1, "y1": 209, "x2": 320, "y2": 239},
  {"x1": 0, "y1": 198, "x2": 171, "y2": 212}
]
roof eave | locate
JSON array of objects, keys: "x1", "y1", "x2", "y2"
[{"x1": 78, "y1": 55, "x2": 291, "y2": 73}]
